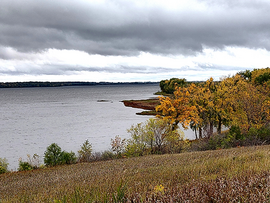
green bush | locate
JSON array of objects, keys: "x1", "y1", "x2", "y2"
[
  {"x1": 18, "y1": 161, "x2": 33, "y2": 171},
  {"x1": 248, "y1": 126, "x2": 270, "y2": 141},
  {"x1": 44, "y1": 143, "x2": 76, "y2": 167},
  {"x1": 44, "y1": 143, "x2": 63, "y2": 166},
  {"x1": 0, "y1": 158, "x2": 9, "y2": 174},
  {"x1": 61, "y1": 151, "x2": 76, "y2": 165},
  {"x1": 229, "y1": 126, "x2": 243, "y2": 140}
]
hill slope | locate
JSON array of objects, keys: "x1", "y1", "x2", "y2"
[{"x1": 1, "y1": 145, "x2": 270, "y2": 202}]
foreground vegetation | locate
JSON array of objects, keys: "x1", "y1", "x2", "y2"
[{"x1": 1, "y1": 145, "x2": 270, "y2": 202}]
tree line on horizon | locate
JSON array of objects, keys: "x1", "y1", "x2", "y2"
[{"x1": 0, "y1": 81, "x2": 159, "y2": 88}]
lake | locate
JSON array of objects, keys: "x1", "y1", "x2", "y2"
[{"x1": 0, "y1": 84, "x2": 195, "y2": 170}]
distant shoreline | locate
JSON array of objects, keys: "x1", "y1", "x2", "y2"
[{"x1": 0, "y1": 81, "x2": 159, "y2": 88}]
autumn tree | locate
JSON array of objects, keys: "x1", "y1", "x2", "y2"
[
  {"x1": 157, "y1": 68, "x2": 270, "y2": 140},
  {"x1": 156, "y1": 86, "x2": 198, "y2": 131},
  {"x1": 222, "y1": 75, "x2": 270, "y2": 133},
  {"x1": 188, "y1": 79, "x2": 217, "y2": 138},
  {"x1": 213, "y1": 77, "x2": 234, "y2": 134}
]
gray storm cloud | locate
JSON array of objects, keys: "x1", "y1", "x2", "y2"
[
  {"x1": 0, "y1": 0, "x2": 270, "y2": 82},
  {"x1": 1, "y1": 0, "x2": 270, "y2": 57}
]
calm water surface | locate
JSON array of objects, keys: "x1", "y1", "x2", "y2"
[{"x1": 0, "y1": 84, "x2": 194, "y2": 170}]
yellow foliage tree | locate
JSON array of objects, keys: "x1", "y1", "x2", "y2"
[
  {"x1": 157, "y1": 69, "x2": 270, "y2": 139},
  {"x1": 156, "y1": 86, "x2": 198, "y2": 131},
  {"x1": 226, "y1": 75, "x2": 270, "y2": 133}
]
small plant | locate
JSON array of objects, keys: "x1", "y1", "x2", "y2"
[
  {"x1": 18, "y1": 154, "x2": 41, "y2": 171},
  {"x1": 154, "y1": 184, "x2": 165, "y2": 195},
  {"x1": 112, "y1": 181, "x2": 127, "y2": 203},
  {"x1": 78, "y1": 139, "x2": 92, "y2": 162},
  {"x1": 101, "y1": 150, "x2": 115, "y2": 160},
  {"x1": 0, "y1": 157, "x2": 9, "y2": 174}
]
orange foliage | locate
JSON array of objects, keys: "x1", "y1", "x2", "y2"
[
  {"x1": 156, "y1": 87, "x2": 198, "y2": 130},
  {"x1": 157, "y1": 70, "x2": 270, "y2": 137}
]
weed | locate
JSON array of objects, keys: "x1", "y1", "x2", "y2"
[
  {"x1": 154, "y1": 184, "x2": 165, "y2": 195},
  {"x1": 112, "y1": 181, "x2": 127, "y2": 203}
]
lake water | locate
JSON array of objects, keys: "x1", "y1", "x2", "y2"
[{"x1": 0, "y1": 84, "x2": 195, "y2": 170}]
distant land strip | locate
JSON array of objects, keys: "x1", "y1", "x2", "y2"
[{"x1": 0, "y1": 81, "x2": 159, "y2": 88}]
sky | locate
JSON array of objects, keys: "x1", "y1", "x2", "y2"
[{"x1": 0, "y1": 0, "x2": 270, "y2": 82}]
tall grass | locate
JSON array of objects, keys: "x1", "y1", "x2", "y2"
[{"x1": 1, "y1": 145, "x2": 270, "y2": 202}]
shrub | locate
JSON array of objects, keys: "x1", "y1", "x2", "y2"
[
  {"x1": 28, "y1": 154, "x2": 41, "y2": 169},
  {"x1": 78, "y1": 140, "x2": 92, "y2": 162},
  {"x1": 111, "y1": 135, "x2": 126, "y2": 157},
  {"x1": 190, "y1": 126, "x2": 270, "y2": 152},
  {"x1": 18, "y1": 154, "x2": 41, "y2": 171},
  {"x1": 18, "y1": 161, "x2": 33, "y2": 171},
  {"x1": 44, "y1": 143, "x2": 76, "y2": 167},
  {"x1": 90, "y1": 152, "x2": 102, "y2": 161},
  {"x1": 61, "y1": 151, "x2": 76, "y2": 165},
  {"x1": 229, "y1": 126, "x2": 243, "y2": 140},
  {"x1": 163, "y1": 129, "x2": 188, "y2": 153},
  {"x1": 125, "y1": 122, "x2": 148, "y2": 157},
  {"x1": 125, "y1": 118, "x2": 185, "y2": 156},
  {"x1": 247, "y1": 126, "x2": 270, "y2": 142},
  {"x1": 190, "y1": 133, "x2": 228, "y2": 151},
  {"x1": 101, "y1": 150, "x2": 115, "y2": 160},
  {"x1": 0, "y1": 158, "x2": 9, "y2": 174},
  {"x1": 44, "y1": 143, "x2": 63, "y2": 167}
]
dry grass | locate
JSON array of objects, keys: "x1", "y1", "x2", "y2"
[{"x1": 1, "y1": 145, "x2": 270, "y2": 202}]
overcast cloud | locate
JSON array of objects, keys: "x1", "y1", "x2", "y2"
[{"x1": 0, "y1": 0, "x2": 269, "y2": 82}]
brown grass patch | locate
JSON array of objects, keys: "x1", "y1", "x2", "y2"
[{"x1": 1, "y1": 145, "x2": 270, "y2": 202}]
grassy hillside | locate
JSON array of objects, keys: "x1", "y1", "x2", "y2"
[{"x1": 1, "y1": 145, "x2": 270, "y2": 202}]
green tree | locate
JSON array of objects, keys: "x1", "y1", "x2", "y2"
[
  {"x1": 44, "y1": 143, "x2": 63, "y2": 166},
  {"x1": 78, "y1": 140, "x2": 92, "y2": 162},
  {"x1": 44, "y1": 143, "x2": 76, "y2": 166},
  {"x1": 160, "y1": 78, "x2": 187, "y2": 94}
]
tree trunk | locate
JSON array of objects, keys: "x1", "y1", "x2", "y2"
[
  {"x1": 194, "y1": 127, "x2": 198, "y2": 139},
  {"x1": 172, "y1": 121, "x2": 179, "y2": 131},
  {"x1": 199, "y1": 127, "x2": 202, "y2": 139},
  {"x1": 217, "y1": 116, "x2": 222, "y2": 134},
  {"x1": 209, "y1": 121, "x2": 214, "y2": 138}
]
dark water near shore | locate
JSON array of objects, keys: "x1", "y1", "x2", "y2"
[{"x1": 0, "y1": 84, "x2": 194, "y2": 170}]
